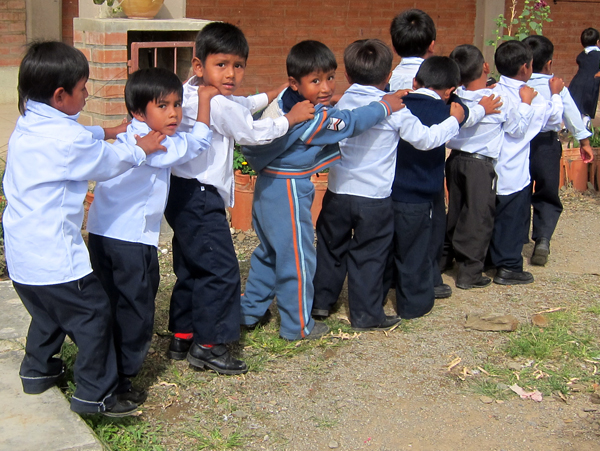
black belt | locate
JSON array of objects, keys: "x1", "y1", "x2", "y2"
[
  {"x1": 537, "y1": 131, "x2": 558, "y2": 139},
  {"x1": 450, "y1": 149, "x2": 495, "y2": 163}
]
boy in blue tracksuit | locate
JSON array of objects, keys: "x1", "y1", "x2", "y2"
[{"x1": 240, "y1": 40, "x2": 405, "y2": 341}]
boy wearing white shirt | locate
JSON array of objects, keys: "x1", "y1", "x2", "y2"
[
  {"x1": 4, "y1": 42, "x2": 165, "y2": 417},
  {"x1": 87, "y1": 68, "x2": 216, "y2": 403},
  {"x1": 312, "y1": 40, "x2": 463, "y2": 330},
  {"x1": 165, "y1": 23, "x2": 313, "y2": 373},
  {"x1": 524, "y1": 36, "x2": 594, "y2": 266},
  {"x1": 489, "y1": 40, "x2": 564, "y2": 285},
  {"x1": 445, "y1": 44, "x2": 534, "y2": 289}
]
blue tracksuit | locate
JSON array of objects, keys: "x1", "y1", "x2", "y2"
[{"x1": 240, "y1": 89, "x2": 393, "y2": 339}]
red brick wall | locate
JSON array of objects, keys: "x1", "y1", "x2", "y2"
[
  {"x1": 62, "y1": 0, "x2": 78, "y2": 46},
  {"x1": 0, "y1": 0, "x2": 26, "y2": 67},
  {"x1": 186, "y1": 0, "x2": 477, "y2": 96}
]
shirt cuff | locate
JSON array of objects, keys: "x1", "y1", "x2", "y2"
[
  {"x1": 251, "y1": 93, "x2": 269, "y2": 112},
  {"x1": 273, "y1": 115, "x2": 290, "y2": 135},
  {"x1": 191, "y1": 121, "x2": 212, "y2": 138},
  {"x1": 132, "y1": 145, "x2": 147, "y2": 166},
  {"x1": 574, "y1": 129, "x2": 593, "y2": 140}
]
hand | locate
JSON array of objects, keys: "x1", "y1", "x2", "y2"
[
  {"x1": 549, "y1": 76, "x2": 564, "y2": 95},
  {"x1": 197, "y1": 84, "x2": 220, "y2": 101},
  {"x1": 103, "y1": 119, "x2": 129, "y2": 140},
  {"x1": 580, "y1": 139, "x2": 594, "y2": 163},
  {"x1": 595, "y1": 71, "x2": 600, "y2": 78},
  {"x1": 478, "y1": 94, "x2": 502, "y2": 115},
  {"x1": 265, "y1": 82, "x2": 289, "y2": 103},
  {"x1": 285, "y1": 100, "x2": 315, "y2": 127},
  {"x1": 135, "y1": 130, "x2": 167, "y2": 155},
  {"x1": 381, "y1": 90, "x2": 407, "y2": 113},
  {"x1": 450, "y1": 102, "x2": 465, "y2": 123},
  {"x1": 519, "y1": 85, "x2": 537, "y2": 105}
]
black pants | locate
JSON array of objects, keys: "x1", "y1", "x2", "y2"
[
  {"x1": 529, "y1": 131, "x2": 563, "y2": 242},
  {"x1": 164, "y1": 176, "x2": 241, "y2": 345},
  {"x1": 14, "y1": 275, "x2": 119, "y2": 414},
  {"x1": 430, "y1": 189, "x2": 446, "y2": 287},
  {"x1": 445, "y1": 151, "x2": 496, "y2": 284},
  {"x1": 88, "y1": 234, "x2": 158, "y2": 392},
  {"x1": 489, "y1": 186, "x2": 531, "y2": 271},
  {"x1": 313, "y1": 190, "x2": 393, "y2": 328}
]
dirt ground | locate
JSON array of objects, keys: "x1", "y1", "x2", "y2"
[{"x1": 138, "y1": 189, "x2": 600, "y2": 451}]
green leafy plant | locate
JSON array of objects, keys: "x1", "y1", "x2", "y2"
[
  {"x1": 233, "y1": 145, "x2": 256, "y2": 175},
  {"x1": 486, "y1": 0, "x2": 552, "y2": 50}
]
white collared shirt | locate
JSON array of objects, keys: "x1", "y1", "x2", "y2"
[
  {"x1": 390, "y1": 57, "x2": 424, "y2": 90},
  {"x1": 328, "y1": 84, "x2": 459, "y2": 198},
  {"x1": 3, "y1": 101, "x2": 148, "y2": 285},
  {"x1": 493, "y1": 76, "x2": 563, "y2": 195},
  {"x1": 447, "y1": 86, "x2": 534, "y2": 159},
  {"x1": 584, "y1": 45, "x2": 600, "y2": 54},
  {"x1": 171, "y1": 76, "x2": 289, "y2": 207},
  {"x1": 87, "y1": 119, "x2": 212, "y2": 247},
  {"x1": 527, "y1": 73, "x2": 592, "y2": 140}
]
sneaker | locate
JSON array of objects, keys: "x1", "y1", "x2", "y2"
[
  {"x1": 242, "y1": 309, "x2": 272, "y2": 331},
  {"x1": 456, "y1": 276, "x2": 492, "y2": 290},
  {"x1": 168, "y1": 336, "x2": 193, "y2": 360},
  {"x1": 117, "y1": 387, "x2": 148, "y2": 405},
  {"x1": 531, "y1": 238, "x2": 550, "y2": 266},
  {"x1": 352, "y1": 315, "x2": 401, "y2": 332},
  {"x1": 305, "y1": 321, "x2": 330, "y2": 340},
  {"x1": 434, "y1": 283, "x2": 452, "y2": 299},
  {"x1": 102, "y1": 400, "x2": 138, "y2": 418},
  {"x1": 187, "y1": 343, "x2": 248, "y2": 375},
  {"x1": 493, "y1": 267, "x2": 534, "y2": 285}
]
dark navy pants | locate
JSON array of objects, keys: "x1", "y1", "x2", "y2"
[
  {"x1": 14, "y1": 274, "x2": 119, "y2": 414},
  {"x1": 88, "y1": 234, "x2": 158, "y2": 392},
  {"x1": 164, "y1": 176, "x2": 241, "y2": 345}
]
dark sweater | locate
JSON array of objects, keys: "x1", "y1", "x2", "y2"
[
  {"x1": 569, "y1": 50, "x2": 600, "y2": 118},
  {"x1": 391, "y1": 92, "x2": 467, "y2": 203}
]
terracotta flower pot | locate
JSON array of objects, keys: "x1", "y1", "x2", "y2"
[
  {"x1": 121, "y1": 0, "x2": 164, "y2": 19},
  {"x1": 310, "y1": 172, "x2": 328, "y2": 227},
  {"x1": 560, "y1": 147, "x2": 589, "y2": 192},
  {"x1": 229, "y1": 170, "x2": 256, "y2": 231}
]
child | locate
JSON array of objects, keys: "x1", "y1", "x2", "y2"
[
  {"x1": 312, "y1": 39, "x2": 463, "y2": 330},
  {"x1": 387, "y1": 57, "x2": 467, "y2": 319},
  {"x1": 489, "y1": 40, "x2": 564, "y2": 285},
  {"x1": 87, "y1": 68, "x2": 216, "y2": 401},
  {"x1": 523, "y1": 35, "x2": 594, "y2": 266},
  {"x1": 569, "y1": 28, "x2": 600, "y2": 124},
  {"x1": 4, "y1": 41, "x2": 164, "y2": 416},
  {"x1": 446, "y1": 44, "x2": 534, "y2": 289},
  {"x1": 165, "y1": 23, "x2": 313, "y2": 373},
  {"x1": 240, "y1": 40, "x2": 406, "y2": 340}
]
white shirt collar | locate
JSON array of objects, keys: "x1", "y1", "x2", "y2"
[
  {"x1": 498, "y1": 75, "x2": 526, "y2": 89},
  {"x1": 456, "y1": 86, "x2": 492, "y2": 101},
  {"x1": 26, "y1": 100, "x2": 80, "y2": 120},
  {"x1": 413, "y1": 87, "x2": 442, "y2": 100},
  {"x1": 585, "y1": 45, "x2": 600, "y2": 54}
]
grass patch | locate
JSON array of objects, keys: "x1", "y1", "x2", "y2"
[
  {"x1": 185, "y1": 427, "x2": 244, "y2": 450},
  {"x1": 86, "y1": 417, "x2": 166, "y2": 451}
]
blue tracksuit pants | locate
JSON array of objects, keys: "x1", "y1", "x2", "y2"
[{"x1": 241, "y1": 175, "x2": 316, "y2": 340}]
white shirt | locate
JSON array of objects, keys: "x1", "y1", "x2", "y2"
[
  {"x1": 493, "y1": 76, "x2": 564, "y2": 195},
  {"x1": 87, "y1": 119, "x2": 212, "y2": 247},
  {"x1": 527, "y1": 73, "x2": 592, "y2": 140},
  {"x1": 172, "y1": 76, "x2": 289, "y2": 207},
  {"x1": 447, "y1": 86, "x2": 534, "y2": 159},
  {"x1": 328, "y1": 84, "x2": 459, "y2": 198},
  {"x1": 390, "y1": 57, "x2": 424, "y2": 90},
  {"x1": 584, "y1": 45, "x2": 600, "y2": 54},
  {"x1": 3, "y1": 101, "x2": 147, "y2": 285}
]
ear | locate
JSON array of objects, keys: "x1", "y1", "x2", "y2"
[
  {"x1": 192, "y1": 57, "x2": 204, "y2": 78},
  {"x1": 443, "y1": 87, "x2": 455, "y2": 101},
  {"x1": 483, "y1": 62, "x2": 491, "y2": 75},
  {"x1": 344, "y1": 72, "x2": 352, "y2": 85},
  {"x1": 427, "y1": 40, "x2": 435, "y2": 56},
  {"x1": 289, "y1": 76, "x2": 300, "y2": 91},
  {"x1": 544, "y1": 59, "x2": 553, "y2": 73},
  {"x1": 386, "y1": 71, "x2": 392, "y2": 83},
  {"x1": 50, "y1": 87, "x2": 67, "y2": 109},
  {"x1": 412, "y1": 78, "x2": 420, "y2": 90},
  {"x1": 131, "y1": 111, "x2": 146, "y2": 122}
]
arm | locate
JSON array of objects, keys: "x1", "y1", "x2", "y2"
[
  {"x1": 143, "y1": 123, "x2": 213, "y2": 169},
  {"x1": 393, "y1": 107, "x2": 460, "y2": 150},
  {"x1": 502, "y1": 86, "x2": 535, "y2": 138},
  {"x1": 562, "y1": 87, "x2": 592, "y2": 142},
  {"x1": 543, "y1": 77, "x2": 565, "y2": 129},
  {"x1": 229, "y1": 93, "x2": 270, "y2": 114}
]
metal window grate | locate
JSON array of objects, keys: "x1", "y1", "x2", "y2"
[{"x1": 128, "y1": 41, "x2": 196, "y2": 77}]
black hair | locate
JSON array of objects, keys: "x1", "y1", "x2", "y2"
[
  {"x1": 125, "y1": 68, "x2": 183, "y2": 116},
  {"x1": 449, "y1": 44, "x2": 485, "y2": 86},
  {"x1": 414, "y1": 56, "x2": 460, "y2": 90},
  {"x1": 390, "y1": 9, "x2": 436, "y2": 58},
  {"x1": 194, "y1": 22, "x2": 249, "y2": 63},
  {"x1": 581, "y1": 27, "x2": 600, "y2": 47},
  {"x1": 523, "y1": 35, "x2": 554, "y2": 73},
  {"x1": 17, "y1": 41, "x2": 89, "y2": 115},
  {"x1": 494, "y1": 40, "x2": 533, "y2": 78},
  {"x1": 344, "y1": 39, "x2": 392, "y2": 86},
  {"x1": 286, "y1": 40, "x2": 337, "y2": 81}
]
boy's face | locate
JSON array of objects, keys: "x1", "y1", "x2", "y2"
[
  {"x1": 52, "y1": 78, "x2": 88, "y2": 116},
  {"x1": 192, "y1": 53, "x2": 246, "y2": 96},
  {"x1": 132, "y1": 92, "x2": 182, "y2": 136},
  {"x1": 289, "y1": 70, "x2": 336, "y2": 105}
]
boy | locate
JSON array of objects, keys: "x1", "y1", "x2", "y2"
[
  {"x1": 387, "y1": 57, "x2": 467, "y2": 319},
  {"x1": 4, "y1": 41, "x2": 164, "y2": 416},
  {"x1": 312, "y1": 39, "x2": 464, "y2": 330},
  {"x1": 240, "y1": 40, "x2": 406, "y2": 340},
  {"x1": 489, "y1": 40, "x2": 564, "y2": 285},
  {"x1": 87, "y1": 68, "x2": 216, "y2": 401},
  {"x1": 569, "y1": 28, "x2": 600, "y2": 124},
  {"x1": 445, "y1": 44, "x2": 536, "y2": 289},
  {"x1": 165, "y1": 23, "x2": 313, "y2": 373},
  {"x1": 523, "y1": 35, "x2": 594, "y2": 266}
]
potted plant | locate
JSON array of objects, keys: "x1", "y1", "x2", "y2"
[
  {"x1": 310, "y1": 169, "x2": 329, "y2": 227},
  {"x1": 560, "y1": 129, "x2": 596, "y2": 192},
  {"x1": 230, "y1": 146, "x2": 256, "y2": 231},
  {"x1": 92, "y1": 0, "x2": 164, "y2": 19}
]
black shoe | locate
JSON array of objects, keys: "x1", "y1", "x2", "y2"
[
  {"x1": 531, "y1": 238, "x2": 550, "y2": 266},
  {"x1": 168, "y1": 336, "x2": 193, "y2": 360},
  {"x1": 305, "y1": 321, "x2": 330, "y2": 339},
  {"x1": 456, "y1": 276, "x2": 492, "y2": 290},
  {"x1": 117, "y1": 387, "x2": 148, "y2": 405},
  {"x1": 311, "y1": 308, "x2": 330, "y2": 320},
  {"x1": 434, "y1": 283, "x2": 452, "y2": 299},
  {"x1": 493, "y1": 267, "x2": 534, "y2": 285},
  {"x1": 187, "y1": 343, "x2": 248, "y2": 375},
  {"x1": 242, "y1": 309, "x2": 272, "y2": 331},
  {"x1": 102, "y1": 400, "x2": 139, "y2": 418},
  {"x1": 352, "y1": 315, "x2": 401, "y2": 332}
]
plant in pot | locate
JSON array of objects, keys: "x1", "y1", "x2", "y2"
[
  {"x1": 93, "y1": 0, "x2": 164, "y2": 19},
  {"x1": 230, "y1": 146, "x2": 256, "y2": 231}
]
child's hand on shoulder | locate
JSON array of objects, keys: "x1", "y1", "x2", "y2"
[
  {"x1": 381, "y1": 90, "x2": 407, "y2": 113},
  {"x1": 103, "y1": 119, "x2": 130, "y2": 140},
  {"x1": 479, "y1": 94, "x2": 502, "y2": 115},
  {"x1": 197, "y1": 84, "x2": 220, "y2": 102},
  {"x1": 519, "y1": 85, "x2": 537, "y2": 105},
  {"x1": 135, "y1": 130, "x2": 167, "y2": 155},
  {"x1": 549, "y1": 76, "x2": 564, "y2": 95},
  {"x1": 285, "y1": 100, "x2": 315, "y2": 127},
  {"x1": 265, "y1": 82, "x2": 290, "y2": 103},
  {"x1": 450, "y1": 102, "x2": 465, "y2": 123}
]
